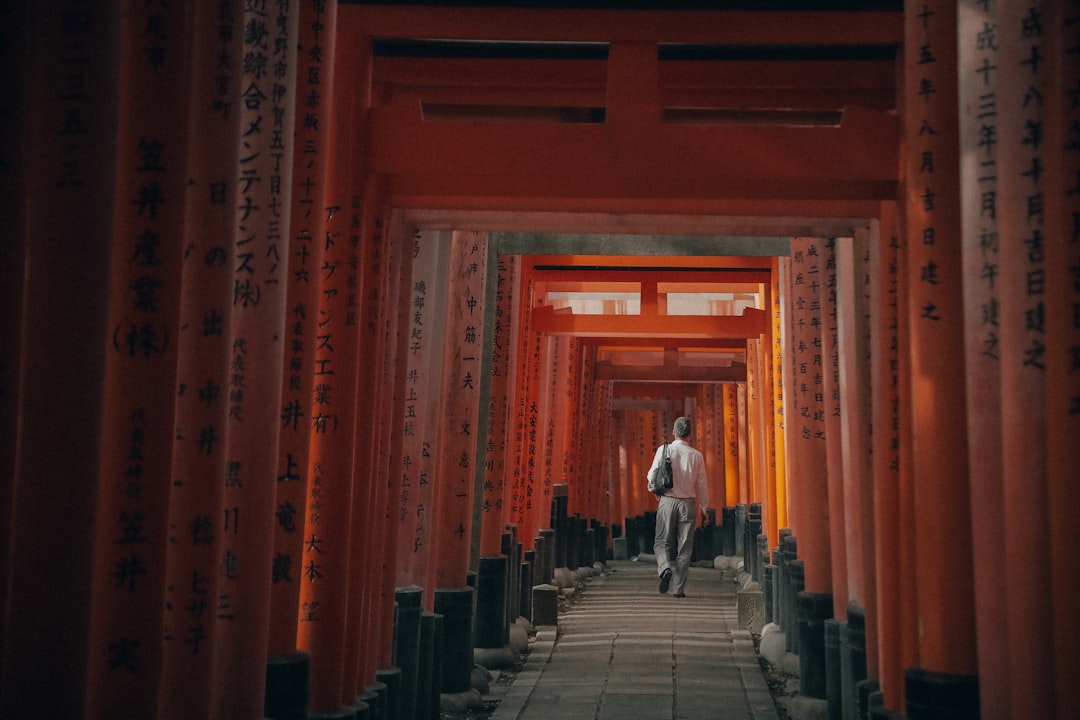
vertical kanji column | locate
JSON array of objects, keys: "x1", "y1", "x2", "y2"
[
  {"x1": 480, "y1": 255, "x2": 519, "y2": 557},
  {"x1": 1045, "y1": 3, "x2": 1080, "y2": 716},
  {"x1": 87, "y1": 3, "x2": 188, "y2": 715},
  {"x1": 268, "y1": 0, "x2": 336, "y2": 670},
  {"x1": 2, "y1": 6, "x2": 119, "y2": 718},
  {"x1": 295, "y1": 179, "x2": 363, "y2": 713},
  {"x1": 396, "y1": 230, "x2": 450, "y2": 599},
  {"x1": 871, "y1": 205, "x2": 907, "y2": 712},
  {"x1": 820, "y1": 238, "x2": 849, "y2": 623},
  {"x1": 770, "y1": 258, "x2": 789, "y2": 543},
  {"x1": 218, "y1": 2, "x2": 298, "y2": 715},
  {"x1": 958, "y1": 3, "x2": 1008, "y2": 717},
  {"x1": 996, "y1": 4, "x2": 1054, "y2": 718},
  {"x1": 431, "y1": 231, "x2": 488, "y2": 590},
  {"x1": 904, "y1": 1, "x2": 979, "y2": 714},
  {"x1": 722, "y1": 384, "x2": 740, "y2": 509},
  {"x1": 159, "y1": 3, "x2": 243, "y2": 716},
  {"x1": 783, "y1": 239, "x2": 832, "y2": 597}
]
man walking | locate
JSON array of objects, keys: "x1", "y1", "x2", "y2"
[{"x1": 647, "y1": 416, "x2": 709, "y2": 597}]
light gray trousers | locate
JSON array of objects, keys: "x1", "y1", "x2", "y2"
[{"x1": 653, "y1": 495, "x2": 697, "y2": 595}]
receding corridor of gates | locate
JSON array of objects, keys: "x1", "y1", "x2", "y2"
[{"x1": 4, "y1": 3, "x2": 1079, "y2": 720}]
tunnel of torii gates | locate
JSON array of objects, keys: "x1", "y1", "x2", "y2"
[{"x1": 2, "y1": 2, "x2": 1080, "y2": 720}]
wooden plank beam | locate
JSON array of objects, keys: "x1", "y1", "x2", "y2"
[
  {"x1": 341, "y1": 6, "x2": 903, "y2": 46},
  {"x1": 532, "y1": 304, "x2": 767, "y2": 338},
  {"x1": 367, "y1": 104, "x2": 899, "y2": 201},
  {"x1": 596, "y1": 364, "x2": 748, "y2": 382}
]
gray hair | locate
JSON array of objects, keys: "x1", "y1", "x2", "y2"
[{"x1": 674, "y1": 416, "x2": 692, "y2": 438}]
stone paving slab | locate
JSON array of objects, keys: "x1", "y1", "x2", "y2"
[{"x1": 489, "y1": 560, "x2": 782, "y2": 720}]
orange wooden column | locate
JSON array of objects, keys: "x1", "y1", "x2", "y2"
[
  {"x1": 700, "y1": 384, "x2": 725, "y2": 519},
  {"x1": 215, "y1": 3, "x2": 299, "y2": 714},
  {"x1": 396, "y1": 230, "x2": 450, "y2": 601},
  {"x1": 769, "y1": 259, "x2": 788, "y2": 544},
  {"x1": 510, "y1": 274, "x2": 543, "y2": 551},
  {"x1": 361, "y1": 199, "x2": 413, "y2": 684},
  {"x1": 1, "y1": 7, "x2": 117, "y2": 718},
  {"x1": 957, "y1": 3, "x2": 1008, "y2": 717},
  {"x1": 480, "y1": 254, "x2": 520, "y2": 557},
  {"x1": 995, "y1": 4, "x2": 1053, "y2": 717},
  {"x1": 870, "y1": 205, "x2": 906, "y2": 710},
  {"x1": 159, "y1": 3, "x2": 243, "y2": 715},
  {"x1": 294, "y1": 111, "x2": 367, "y2": 713},
  {"x1": 820, "y1": 237, "x2": 849, "y2": 620},
  {"x1": 903, "y1": 0, "x2": 979, "y2": 706},
  {"x1": 86, "y1": 3, "x2": 188, "y2": 714},
  {"x1": 837, "y1": 231, "x2": 876, "y2": 675},
  {"x1": 268, "y1": 0, "x2": 336, "y2": 663},
  {"x1": 722, "y1": 384, "x2": 740, "y2": 508},
  {"x1": 430, "y1": 231, "x2": 488, "y2": 591},
  {"x1": 745, "y1": 339, "x2": 767, "y2": 508},
  {"x1": 1045, "y1": 4, "x2": 1080, "y2": 715},
  {"x1": 782, "y1": 239, "x2": 832, "y2": 596}
]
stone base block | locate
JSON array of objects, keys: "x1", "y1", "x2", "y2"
[
  {"x1": 532, "y1": 584, "x2": 559, "y2": 626},
  {"x1": 613, "y1": 536, "x2": 628, "y2": 560},
  {"x1": 737, "y1": 588, "x2": 765, "y2": 634}
]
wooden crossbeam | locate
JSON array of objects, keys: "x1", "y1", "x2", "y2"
[{"x1": 532, "y1": 304, "x2": 767, "y2": 338}]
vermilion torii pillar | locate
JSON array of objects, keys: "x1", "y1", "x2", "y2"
[
  {"x1": 994, "y1": 4, "x2": 1053, "y2": 718},
  {"x1": 396, "y1": 231, "x2": 451, "y2": 603},
  {"x1": 429, "y1": 231, "x2": 488, "y2": 592},
  {"x1": 958, "y1": 2, "x2": 1008, "y2": 717},
  {"x1": 87, "y1": 3, "x2": 188, "y2": 715},
  {"x1": 268, "y1": 0, "x2": 335, "y2": 666},
  {"x1": 159, "y1": 2, "x2": 243, "y2": 715},
  {"x1": 903, "y1": 1, "x2": 979, "y2": 714},
  {"x1": 782, "y1": 238, "x2": 833, "y2": 598},
  {"x1": 1045, "y1": 3, "x2": 1080, "y2": 716}
]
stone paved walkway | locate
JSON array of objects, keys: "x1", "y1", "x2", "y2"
[{"x1": 488, "y1": 560, "x2": 782, "y2": 720}]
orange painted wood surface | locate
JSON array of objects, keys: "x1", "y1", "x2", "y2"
[
  {"x1": 1045, "y1": 4, "x2": 1080, "y2": 715},
  {"x1": 269, "y1": 0, "x2": 336, "y2": 659},
  {"x1": 431, "y1": 232, "x2": 488, "y2": 590},
  {"x1": 996, "y1": 4, "x2": 1053, "y2": 716},
  {"x1": 903, "y1": 0, "x2": 977, "y2": 675},
  {"x1": 782, "y1": 239, "x2": 832, "y2": 595},
  {"x1": 87, "y1": 4, "x2": 188, "y2": 714}
]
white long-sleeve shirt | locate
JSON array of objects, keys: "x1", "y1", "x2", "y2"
[{"x1": 646, "y1": 438, "x2": 709, "y2": 511}]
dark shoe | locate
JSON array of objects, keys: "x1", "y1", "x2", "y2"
[
  {"x1": 659, "y1": 568, "x2": 672, "y2": 594},
  {"x1": 674, "y1": 592, "x2": 686, "y2": 598}
]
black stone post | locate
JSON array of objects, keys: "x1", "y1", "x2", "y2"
[
  {"x1": 845, "y1": 602, "x2": 869, "y2": 720},
  {"x1": 583, "y1": 526, "x2": 595, "y2": 567},
  {"x1": 501, "y1": 529, "x2": 518, "y2": 626},
  {"x1": 363, "y1": 681, "x2": 387, "y2": 720},
  {"x1": 552, "y1": 485, "x2": 569, "y2": 568},
  {"x1": 264, "y1": 651, "x2": 311, "y2": 720},
  {"x1": 780, "y1": 533, "x2": 798, "y2": 648},
  {"x1": 433, "y1": 587, "x2": 475, "y2": 695},
  {"x1": 374, "y1": 667, "x2": 401, "y2": 720},
  {"x1": 756, "y1": 534, "x2": 769, "y2": 585},
  {"x1": 764, "y1": 565, "x2": 774, "y2": 624},
  {"x1": 824, "y1": 620, "x2": 842, "y2": 720},
  {"x1": 643, "y1": 511, "x2": 657, "y2": 557},
  {"x1": 904, "y1": 667, "x2": 980, "y2": 720},
  {"x1": 787, "y1": 559, "x2": 805, "y2": 655},
  {"x1": 722, "y1": 507, "x2": 736, "y2": 556},
  {"x1": 540, "y1": 528, "x2": 556, "y2": 585},
  {"x1": 520, "y1": 550, "x2": 535, "y2": 621},
  {"x1": 797, "y1": 591, "x2": 834, "y2": 700},
  {"x1": 475, "y1": 556, "x2": 509, "y2": 649},
  {"x1": 429, "y1": 614, "x2": 443, "y2": 720},
  {"x1": 567, "y1": 513, "x2": 581, "y2": 571},
  {"x1": 416, "y1": 612, "x2": 436, "y2": 720},
  {"x1": 623, "y1": 517, "x2": 637, "y2": 557},
  {"x1": 707, "y1": 508, "x2": 719, "y2": 558},
  {"x1": 747, "y1": 503, "x2": 762, "y2": 578},
  {"x1": 532, "y1": 535, "x2": 547, "y2": 588},
  {"x1": 735, "y1": 503, "x2": 747, "y2": 558},
  {"x1": 393, "y1": 586, "x2": 423, "y2": 720}
]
